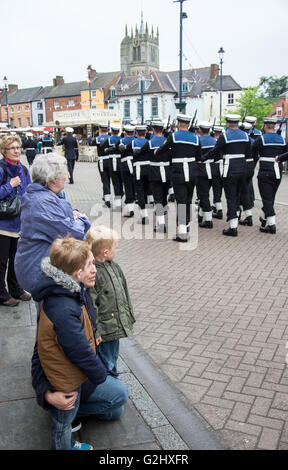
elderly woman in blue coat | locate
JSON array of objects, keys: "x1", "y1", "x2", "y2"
[
  {"x1": 0, "y1": 135, "x2": 31, "y2": 306},
  {"x1": 15, "y1": 153, "x2": 91, "y2": 295}
]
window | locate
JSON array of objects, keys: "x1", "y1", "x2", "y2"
[
  {"x1": 124, "y1": 100, "x2": 130, "y2": 118},
  {"x1": 137, "y1": 98, "x2": 142, "y2": 117},
  {"x1": 10, "y1": 118, "x2": 14, "y2": 127},
  {"x1": 68, "y1": 99, "x2": 75, "y2": 107},
  {"x1": 150, "y1": 46, "x2": 156, "y2": 64},
  {"x1": 11, "y1": 107, "x2": 14, "y2": 114},
  {"x1": 228, "y1": 93, "x2": 234, "y2": 105},
  {"x1": 182, "y1": 82, "x2": 188, "y2": 92},
  {"x1": 133, "y1": 46, "x2": 141, "y2": 62},
  {"x1": 25, "y1": 105, "x2": 29, "y2": 112},
  {"x1": 54, "y1": 101, "x2": 60, "y2": 109},
  {"x1": 18, "y1": 118, "x2": 21, "y2": 127},
  {"x1": 38, "y1": 114, "x2": 44, "y2": 126},
  {"x1": 276, "y1": 107, "x2": 283, "y2": 117},
  {"x1": 151, "y1": 97, "x2": 158, "y2": 117},
  {"x1": 37, "y1": 102, "x2": 43, "y2": 110},
  {"x1": 27, "y1": 117, "x2": 31, "y2": 126},
  {"x1": 91, "y1": 90, "x2": 97, "y2": 98},
  {"x1": 110, "y1": 88, "x2": 115, "y2": 99},
  {"x1": 17, "y1": 106, "x2": 21, "y2": 112}
]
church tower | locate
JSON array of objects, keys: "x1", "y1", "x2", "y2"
[{"x1": 120, "y1": 13, "x2": 159, "y2": 76}]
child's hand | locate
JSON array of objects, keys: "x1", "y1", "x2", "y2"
[{"x1": 96, "y1": 336, "x2": 102, "y2": 346}]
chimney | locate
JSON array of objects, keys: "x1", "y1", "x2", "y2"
[
  {"x1": 8, "y1": 84, "x2": 18, "y2": 94},
  {"x1": 87, "y1": 65, "x2": 97, "y2": 81},
  {"x1": 53, "y1": 76, "x2": 65, "y2": 87},
  {"x1": 210, "y1": 64, "x2": 219, "y2": 80}
]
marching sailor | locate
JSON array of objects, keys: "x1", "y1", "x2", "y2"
[
  {"x1": 130, "y1": 125, "x2": 149, "y2": 224},
  {"x1": 197, "y1": 121, "x2": 216, "y2": 229},
  {"x1": 103, "y1": 125, "x2": 123, "y2": 210},
  {"x1": 252, "y1": 117, "x2": 287, "y2": 233},
  {"x1": 245, "y1": 116, "x2": 262, "y2": 140},
  {"x1": 238, "y1": 122, "x2": 256, "y2": 226},
  {"x1": 155, "y1": 113, "x2": 201, "y2": 242},
  {"x1": 206, "y1": 114, "x2": 251, "y2": 237},
  {"x1": 211, "y1": 125, "x2": 224, "y2": 219},
  {"x1": 135, "y1": 121, "x2": 172, "y2": 233},
  {"x1": 23, "y1": 132, "x2": 37, "y2": 166},
  {"x1": 41, "y1": 131, "x2": 54, "y2": 155},
  {"x1": 119, "y1": 125, "x2": 136, "y2": 217},
  {"x1": 94, "y1": 123, "x2": 111, "y2": 207}
]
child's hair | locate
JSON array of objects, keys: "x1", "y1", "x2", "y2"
[
  {"x1": 50, "y1": 237, "x2": 91, "y2": 275},
  {"x1": 86, "y1": 225, "x2": 118, "y2": 257}
]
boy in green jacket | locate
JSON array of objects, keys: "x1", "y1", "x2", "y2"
[{"x1": 86, "y1": 225, "x2": 135, "y2": 373}]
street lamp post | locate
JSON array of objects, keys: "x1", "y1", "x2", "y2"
[
  {"x1": 174, "y1": 0, "x2": 188, "y2": 114},
  {"x1": 218, "y1": 47, "x2": 225, "y2": 122},
  {"x1": 138, "y1": 73, "x2": 145, "y2": 124},
  {"x1": 3, "y1": 76, "x2": 9, "y2": 127}
]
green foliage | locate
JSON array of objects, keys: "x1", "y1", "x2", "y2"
[
  {"x1": 232, "y1": 86, "x2": 273, "y2": 129},
  {"x1": 259, "y1": 75, "x2": 288, "y2": 104}
]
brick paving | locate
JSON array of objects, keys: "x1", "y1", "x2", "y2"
[{"x1": 64, "y1": 160, "x2": 288, "y2": 450}]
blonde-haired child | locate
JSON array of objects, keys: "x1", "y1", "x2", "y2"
[{"x1": 86, "y1": 225, "x2": 135, "y2": 373}]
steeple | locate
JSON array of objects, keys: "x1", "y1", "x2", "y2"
[{"x1": 120, "y1": 14, "x2": 160, "y2": 75}]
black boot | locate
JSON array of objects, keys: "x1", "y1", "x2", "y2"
[
  {"x1": 212, "y1": 210, "x2": 223, "y2": 219},
  {"x1": 124, "y1": 211, "x2": 134, "y2": 218},
  {"x1": 173, "y1": 234, "x2": 188, "y2": 243},
  {"x1": 259, "y1": 216, "x2": 266, "y2": 228},
  {"x1": 260, "y1": 224, "x2": 276, "y2": 234},
  {"x1": 223, "y1": 228, "x2": 238, "y2": 237},
  {"x1": 239, "y1": 216, "x2": 253, "y2": 226},
  {"x1": 199, "y1": 220, "x2": 213, "y2": 229}
]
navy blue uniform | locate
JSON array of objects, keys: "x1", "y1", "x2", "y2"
[
  {"x1": 197, "y1": 135, "x2": 216, "y2": 222},
  {"x1": 94, "y1": 134, "x2": 111, "y2": 204},
  {"x1": 156, "y1": 130, "x2": 201, "y2": 234},
  {"x1": 102, "y1": 134, "x2": 123, "y2": 205},
  {"x1": 119, "y1": 135, "x2": 136, "y2": 209},
  {"x1": 60, "y1": 135, "x2": 78, "y2": 184},
  {"x1": 137, "y1": 135, "x2": 172, "y2": 227},
  {"x1": 23, "y1": 138, "x2": 37, "y2": 166},
  {"x1": 252, "y1": 132, "x2": 287, "y2": 220},
  {"x1": 208, "y1": 128, "x2": 251, "y2": 226}
]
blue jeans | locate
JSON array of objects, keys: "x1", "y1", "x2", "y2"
[
  {"x1": 50, "y1": 387, "x2": 81, "y2": 450},
  {"x1": 77, "y1": 375, "x2": 129, "y2": 420},
  {"x1": 98, "y1": 339, "x2": 120, "y2": 374},
  {"x1": 49, "y1": 377, "x2": 128, "y2": 450}
]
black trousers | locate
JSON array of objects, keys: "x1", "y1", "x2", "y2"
[
  {"x1": 212, "y1": 174, "x2": 223, "y2": 204},
  {"x1": 134, "y1": 175, "x2": 150, "y2": 210},
  {"x1": 99, "y1": 166, "x2": 111, "y2": 197},
  {"x1": 0, "y1": 234, "x2": 24, "y2": 302},
  {"x1": 197, "y1": 176, "x2": 212, "y2": 212},
  {"x1": 109, "y1": 165, "x2": 124, "y2": 198},
  {"x1": 150, "y1": 180, "x2": 170, "y2": 216},
  {"x1": 223, "y1": 173, "x2": 245, "y2": 221},
  {"x1": 67, "y1": 159, "x2": 76, "y2": 183},
  {"x1": 240, "y1": 172, "x2": 254, "y2": 211},
  {"x1": 173, "y1": 179, "x2": 196, "y2": 227},
  {"x1": 258, "y1": 174, "x2": 281, "y2": 218},
  {"x1": 121, "y1": 170, "x2": 135, "y2": 204}
]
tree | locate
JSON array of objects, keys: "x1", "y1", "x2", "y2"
[
  {"x1": 259, "y1": 75, "x2": 288, "y2": 104},
  {"x1": 232, "y1": 86, "x2": 273, "y2": 129}
]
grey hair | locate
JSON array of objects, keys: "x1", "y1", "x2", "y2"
[{"x1": 30, "y1": 153, "x2": 67, "y2": 186}]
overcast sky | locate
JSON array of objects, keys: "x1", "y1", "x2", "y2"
[{"x1": 1, "y1": 0, "x2": 287, "y2": 91}]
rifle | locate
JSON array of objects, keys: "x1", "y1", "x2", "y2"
[
  {"x1": 239, "y1": 109, "x2": 247, "y2": 130},
  {"x1": 277, "y1": 115, "x2": 286, "y2": 135},
  {"x1": 210, "y1": 118, "x2": 216, "y2": 137},
  {"x1": 189, "y1": 109, "x2": 197, "y2": 132},
  {"x1": 163, "y1": 115, "x2": 171, "y2": 137}
]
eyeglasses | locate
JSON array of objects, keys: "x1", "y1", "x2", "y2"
[{"x1": 5, "y1": 146, "x2": 22, "y2": 151}]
